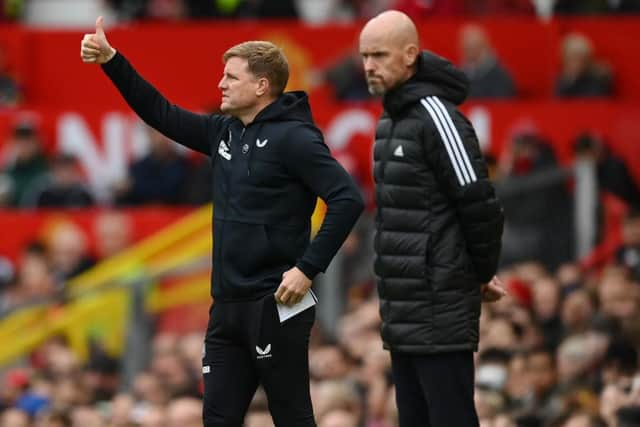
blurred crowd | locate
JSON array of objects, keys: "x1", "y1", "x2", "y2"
[
  {"x1": 1, "y1": 2, "x2": 640, "y2": 426},
  {"x1": 0, "y1": 122, "x2": 638, "y2": 425},
  {"x1": 2, "y1": 0, "x2": 640, "y2": 22},
  {"x1": 0, "y1": 19, "x2": 619, "y2": 111},
  {"x1": 0, "y1": 119, "x2": 211, "y2": 208},
  {"x1": 2, "y1": 229, "x2": 640, "y2": 426},
  {"x1": 316, "y1": 24, "x2": 615, "y2": 101}
]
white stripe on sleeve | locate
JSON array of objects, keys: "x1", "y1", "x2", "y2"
[
  {"x1": 425, "y1": 97, "x2": 472, "y2": 184},
  {"x1": 420, "y1": 98, "x2": 465, "y2": 186},
  {"x1": 430, "y1": 96, "x2": 477, "y2": 182}
]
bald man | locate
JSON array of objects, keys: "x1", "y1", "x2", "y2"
[{"x1": 360, "y1": 11, "x2": 505, "y2": 427}]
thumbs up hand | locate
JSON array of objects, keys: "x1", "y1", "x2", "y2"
[{"x1": 81, "y1": 16, "x2": 116, "y2": 64}]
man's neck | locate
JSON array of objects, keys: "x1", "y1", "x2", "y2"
[{"x1": 238, "y1": 97, "x2": 277, "y2": 126}]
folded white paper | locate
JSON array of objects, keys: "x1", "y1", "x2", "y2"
[{"x1": 276, "y1": 290, "x2": 317, "y2": 323}]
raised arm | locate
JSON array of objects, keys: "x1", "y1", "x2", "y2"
[{"x1": 80, "y1": 16, "x2": 220, "y2": 156}]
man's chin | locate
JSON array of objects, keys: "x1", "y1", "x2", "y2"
[{"x1": 367, "y1": 84, "x2": 386, "y2": 96}]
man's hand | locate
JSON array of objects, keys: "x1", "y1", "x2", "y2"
[
  {"x1": 80, "y1": 16, "x2": 116, "y2": 64},
  {"x1": 481, "y1": 275, "x2": 507, "y2": 303},
  {"x1": 275, "y1": 267, "x2": 312, "y2": 306}
]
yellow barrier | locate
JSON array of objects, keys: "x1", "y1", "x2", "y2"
[
  {"x1": 67, "y1": 205, "x2": 212, "y2": 297},
  {"x1": 0, "y1": 200, "x2": 327, "y2": 367},
  {"x1": 0, "y1": 289, "x2": 129, "y2": 365}
]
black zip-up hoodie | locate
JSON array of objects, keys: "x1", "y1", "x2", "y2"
[{"x1": 102, "y1": 52, "x2": 364, "y2": 301}]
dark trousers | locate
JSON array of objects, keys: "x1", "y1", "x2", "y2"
[
  {"x1": 202, "y1": 295, "x2": 316, "y2": 427},
  {"x1": 391, "y1": 351, "x2": 479, "y2": 427}
]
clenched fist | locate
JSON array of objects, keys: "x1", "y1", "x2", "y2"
[{"x1": 80, "y1": 16, "x2": 116, "y2": 64}]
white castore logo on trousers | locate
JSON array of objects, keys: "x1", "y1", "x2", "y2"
[{"x1": 256, "y1": 344, "x2": 272, "y2": 359}]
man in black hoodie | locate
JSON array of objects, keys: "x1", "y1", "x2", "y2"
[
  {"x1": 81, "y1": 17, "x2": 364, "y2": 426},
  {"x1": 359, "y1": 11, "x2": 505, "y2": 427}
]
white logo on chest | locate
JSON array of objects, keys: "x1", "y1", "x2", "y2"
[
  {"x1": 394, "y1": 145, "x2": 404, "y2": 157},
  {"x1": 256, "y1": 138, "x2": 269, "y2": 148},
  {"x1": 256, "y1": 344, "x2": 272, "y2": 359},
  {"x1": 218, "y1": 130, "x2": 232, "y2": 160}
]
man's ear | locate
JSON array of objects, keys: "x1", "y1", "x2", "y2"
[
  {"x1": 256, "y1": 77, "x2": 270, "y2": 97},
  {"x1": 405, "y1": 44, "x2": 419, "y2": 67}
]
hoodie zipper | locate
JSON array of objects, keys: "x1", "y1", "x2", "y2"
[{"x1": 218, "y1": 125, "x2": 245, "y2": 298}]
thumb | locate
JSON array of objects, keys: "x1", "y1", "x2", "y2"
[{"x1": 95, "y1": 16, "x2": 106, "y2": 38}]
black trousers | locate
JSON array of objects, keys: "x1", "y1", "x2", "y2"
[
  {"x1": 202, "y1": 295, "x2": 316, "y2": 427},
  {"x1": 390, "y1": 351, "x2": 479, "y2": 427}
]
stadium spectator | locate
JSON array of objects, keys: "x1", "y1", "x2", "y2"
[
  {"x1": 0, "y1": 242, "x2": 54, "y2": 313},
  {"x1": 498, "y1": 132, "x2": 574, "y2": 270},
  {"x1": 0, "y1": 45, "x2": 21, "y2": 107},
  {"x1": 316, "y1": 49, "x2": 372, "y2": 101},
  {"x1": 554, "y1": 0, "x2": 640, "y2": 14},
  {"x1": 573, "y1": 132, "x2": 640, "y2": 206},
  {"x1": 531, "y1": 276, "x2": 564, "y2": 349},
  {"x1": 615, "y1": 207, "x2": 640, "y2": 281},
  {"x1": 459, "y1": 24, "x2": 516, "y2": 98},
  {"x1": 0, "y1": 121, "x2": 49, "y2": 207},
  {"x1": 0, "y1": 408, "x2": 29, "y2": 427},
  {"x1": 318, "y1": 409, "x2": 358, "y2": 427},
  {"x1": 45, "y1": 221, "x2": 94, "y2": 285},
  {"x1": 138, "y1": 405, "x2": 166, "y2": 427},
  {"x1": 29, "y1": 154, "x2": 94, "y2": 208},
  {"x1": 560, "y1": 289, "x2": 595, "y2": 336},
  {"x1": 521, "y1": 347, "x2": 563, "y2": 420},
  {"x1": 114, "y1": 126, "x2": 189, "y2": 206},
  {"x1": 555, "y1": 33, "x2": 613, "y2": 98},
  {"x1": 166, "y1": 397, "x2": 202, "y2": 427},
  {"x1": 93, "y1": 210, "x2": 132, "y2": 259},
  {"x1": 390, "y1": 0, "x2": 465, "y2": 17},
  {"x1": 464, "y1": 0, "x2": 535, "y2": 15},
  {"x1": 144, "y1": 0, "x2": 187, "y2": 20}
]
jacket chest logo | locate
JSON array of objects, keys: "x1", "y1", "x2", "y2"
[
  {"x1": 394, "y1": 145, "x2": 404, "y2": 157},
  {"x1": 218, "y1": 130, "x2": 232, "y2": 161},
  {"x1": 256, "y1": 138, "x2": 269, "y2": 148}
]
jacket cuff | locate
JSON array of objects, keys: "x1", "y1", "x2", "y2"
[
  {"x1": 296, "y1": 260, "x2": 321, "y2": 280},
  {"x1": 101, "y1": 50, "x2": 123, "y2": 72}
]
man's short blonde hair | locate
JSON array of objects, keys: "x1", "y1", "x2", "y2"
[{"x1": 223, "y1": 41, "x2": 289, "y2": 97}]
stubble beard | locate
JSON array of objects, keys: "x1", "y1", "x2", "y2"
[{"x1": 367, "y1": 82, "x2": 386, "y2": 96}]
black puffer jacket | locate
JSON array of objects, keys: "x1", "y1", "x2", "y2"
[{"x1": 373, "y1": 51, "x2": 503, "y2": 354}]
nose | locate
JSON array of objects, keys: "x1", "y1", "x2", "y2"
[
  {"x1": 363, "y1": 57, "x2": 375, "y2": 73},
  {"x1": 218, "y1": 77, "x2": 226, "y2": 90}
]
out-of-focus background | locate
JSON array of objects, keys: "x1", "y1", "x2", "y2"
[{"x1": 0, "y1": 1, "x2": 639, "y2": 426}]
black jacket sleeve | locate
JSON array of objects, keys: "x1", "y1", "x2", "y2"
[
  {"x1": 281, "y1": 123, "x2": 365, "y2": 279},
  {"x1": 423, "y1": 102, "x2": 503, "y2": 283},
  {"x1": 101, "y1": 51, "x2": 222, "y2": 156}
]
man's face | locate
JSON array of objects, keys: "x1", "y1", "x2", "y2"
[
  {"x1": 218, "y1": 56, "x2": 261, "y2": 116},
  {"x1": 359, "y1": 31, "x2": 411, "y2": 96},
  {"x1": 527, "y1": 352, "x2": 556, "y2": 395}
]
